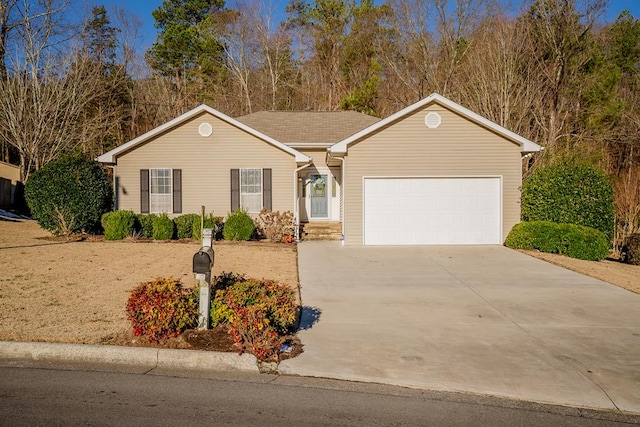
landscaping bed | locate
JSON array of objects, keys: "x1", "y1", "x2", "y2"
[{"x1": 0, "y1": 219, "x2": 300, "y2": 355}]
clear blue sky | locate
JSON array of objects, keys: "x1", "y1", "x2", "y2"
[{"x1": 96, "y1": 0, "x2": 640, "y2": 51}]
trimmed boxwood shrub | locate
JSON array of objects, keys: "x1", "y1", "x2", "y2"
[
  {"x1": 101, "y1": 210, "x2": 136, "y2": 240},
  {"x1": 24, "y1": 156, "x2": 112, "y2": 235},
  {"x1": 136, "y1": 214, "x2": 156, "y2": 238},
  {"x1": 126, "y1": 277, "x2": 198, "y2": 342},
  {"x1": 174, "y1": 213, "x2": 199, "y2": 239},
  {"x1": 522, "y1": 163, "x2": 615, "y2": 240},
  {"x1": 153, "y1": 213, "x2": 175, "y2": 240},
  {"x1": 223, "y1": 209, "x2": 254, "y2": 241},
  {"x1": 623, "y1": 234, "x2": 640, "y2": 265},
  {"x1": 505, "y1": 221, "x2": 611, "y2": 261}
]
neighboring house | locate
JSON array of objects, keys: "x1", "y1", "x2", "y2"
[
  {"x1": 97, "y1": 93, "x2": 541, "y2": 246},
  {"x1": 0, "y1": 160, "x2": 21, "y2": 209}
]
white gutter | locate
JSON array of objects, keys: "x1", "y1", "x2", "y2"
[
  {"x1": 326, "y1": 150, "x2": 345, "y2": 245},
  {"x1": 293, "y1": 162, "x2": 312, "y2": 241}
]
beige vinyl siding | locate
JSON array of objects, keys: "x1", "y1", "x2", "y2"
[
  {"x1": 0, "y1": 161, "x2": 20, "y2": 183},
  {"x1": 344, "y1": 104, "x2": 522, "y2": 245},
  {"x1": 115, "y1": 111, "x2": 297, "y2": 216},
  {"x1": 298, "y1": 149, "x2": 327, "y2": 169}
]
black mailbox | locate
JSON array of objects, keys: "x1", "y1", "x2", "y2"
[{"x1": 193, "y1": 246, "x2": 214, "y2": 274}]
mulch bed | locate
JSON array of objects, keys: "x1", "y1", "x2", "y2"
[{"x1": 101, "y1": 324, "x2": 304, "y2": 362}]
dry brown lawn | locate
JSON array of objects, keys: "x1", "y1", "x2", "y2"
[
  {"x1": 1, "y1": 219, "x2": 638, "y2": 346},
  {"x1": 0, "y1": 219, "x2": 298, "y2": 345},
  {"x1": 522, "y1": 250, "x2": 640, "y2": 294}
]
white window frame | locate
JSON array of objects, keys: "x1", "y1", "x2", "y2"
[
  {"x1": 150, "y1": 168, "x2": 172, "y2": 214},
  {"x1": 240, "y1": 168, "x2": 262, "y2": 213}
]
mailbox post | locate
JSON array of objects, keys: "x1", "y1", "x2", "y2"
[{"x1": 193, "y1": 228, "x2": 214, "y2": 330}]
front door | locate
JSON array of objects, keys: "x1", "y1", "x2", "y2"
[{"x1": 310, "y1": 174, "x2": 328, "y2": 218}]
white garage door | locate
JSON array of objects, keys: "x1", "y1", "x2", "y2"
[{"x1": 363, "y1": 177, "x2": 501, "y2": 245}]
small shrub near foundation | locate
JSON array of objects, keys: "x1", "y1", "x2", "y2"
[
  {"x1": 136, "y1": 214, "x2": 157, "y2": 238},
  {"x1": 223, "y1": 209, "x2": 255, "y2": 241},
  {"x1": 126, "y1": 277, "x2": 198, "y2": 342},
  {"x1": 174, "y1": 213, "x2": 199, "y2": 239},
  {"x1": 153, "y1": 213, "x2": 175, "y2": 240},
  {"x1": 101, "y1": 210, "x2": 136, "y2": 240}
]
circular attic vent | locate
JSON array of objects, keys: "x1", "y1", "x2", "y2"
[
  {"x1": 424, "y1": 112, "x2": 442, "y2": 129},
  {"x1": 199, "y1": 122, "x2": 213, "y2": 137}
]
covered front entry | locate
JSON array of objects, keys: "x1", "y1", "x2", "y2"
[
  {"x1": 363, "y1": 177, "x2": 501, "y2": 245},
  {"x1": 300, "y1": 168, "x2": 340, "y2": 222}
]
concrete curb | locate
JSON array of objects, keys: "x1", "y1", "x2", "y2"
[{"x1": 0, "y1": 341, "x2": 259, "y2": 373}]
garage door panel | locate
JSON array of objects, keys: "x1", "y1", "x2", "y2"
[{"x1": 364, "y1": 178, "x2": 501, "y2": 245}]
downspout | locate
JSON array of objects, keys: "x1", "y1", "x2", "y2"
[
  {"x1": 294, "y1": 162, "x2": 312, "y2": 242},
  {"x1": 107, "y1": 165, "x2": 117, "y2": 210},
  {"x1": 326, "y1": 150, "x2": 345, "y2": 245}
]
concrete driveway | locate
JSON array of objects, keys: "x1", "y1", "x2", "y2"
[{"x1": 279, "y1": 243, "x2": 640, "y2": 414}]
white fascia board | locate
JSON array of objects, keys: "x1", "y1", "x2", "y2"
[
  {"x1": 96, "y1": 104, "x2": 311, "y2": 164},
  {"x1": 329, "y1": 93, "x2": 542, "y2": 154}
]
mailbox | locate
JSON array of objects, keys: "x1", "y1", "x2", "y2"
[{"x1": 193, "y1": 246, "x2": 214, "y2": 274}]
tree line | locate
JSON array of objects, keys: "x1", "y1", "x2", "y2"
[{"x1": 1, "y1": 0, "x2": 638, "y2": 241}]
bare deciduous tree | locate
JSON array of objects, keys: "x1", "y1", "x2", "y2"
[{"x1": 0, "y1": 0, "x2": 119, "y2": 182}]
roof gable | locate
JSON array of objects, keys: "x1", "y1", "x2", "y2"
[
  {"x1": 329, "y1": 93, "x2": 542, "y2": 154},
  {"x1": 97, "y1": 105, "x2": 311, "y2": 164}
]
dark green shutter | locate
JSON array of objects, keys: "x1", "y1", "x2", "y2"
[
  {"x1": 263, "y1": 168, "x2": 272, "y2": 210},
  {"x1": 231, "y1": 169, "x2": 239, "y2": 211},
  {"x1": 140, "y1": 169, "x2": 149, "y2": 213},
  {"x1": 172, "y1": 169, "x2": 182, "y2": 213}
]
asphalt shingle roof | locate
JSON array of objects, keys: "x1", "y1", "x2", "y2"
[{"x1": 236, "y1": 110, "x2": 380, "y2": 145}]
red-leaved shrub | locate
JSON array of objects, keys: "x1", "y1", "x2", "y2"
[
  {"x1": 215, "y1": 278, "x2": 298, "y2": 361},
  {"x1": 126, "y1": 277, "x2": 198, "y2": 342}
]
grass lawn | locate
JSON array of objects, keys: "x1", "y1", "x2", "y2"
[{"x1": 0, "y1": 219, "x2": 298, "y2": 345}]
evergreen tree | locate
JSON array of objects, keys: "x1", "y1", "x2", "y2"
[{"x1": 146, "y1": 0, "x2": 227, "y2": 91}]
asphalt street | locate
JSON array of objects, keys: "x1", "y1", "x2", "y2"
[{"x1": 0, "y1": 365, "x2": 637, "y2": 426}]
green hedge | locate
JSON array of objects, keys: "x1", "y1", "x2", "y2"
[
  {"x1": 521, "y1": 163, "x2": 615, "y2": 240},
  {"x1": 505, "y1": 221, "x2": 611, "y2": 261},
  {"x1": 101, "y1": 210, "x2": 136, "y2": 240}
]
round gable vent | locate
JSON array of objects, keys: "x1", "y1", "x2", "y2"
[
  {"x1": 424, "y1": 112, "x2": 442, "y2": 129},
  {"x1": 199, "y1": 122, "x2": 213, "y2": 137}
]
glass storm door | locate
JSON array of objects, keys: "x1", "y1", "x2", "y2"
[{"x1": 310, "y1": 174, "x2": 328, "y2": 218}]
